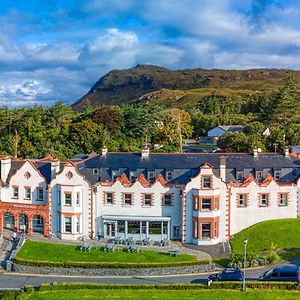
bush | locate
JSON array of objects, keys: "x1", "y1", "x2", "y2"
[
  {"x1": 14, "y1": 257, "x2": 210, "y2": 269},
  {"x1": 210, "y1": 281, "x2": 299, "y2": 290},
  {"x1": 229, "y1": 252, "x2": 270, "y2": 268}
]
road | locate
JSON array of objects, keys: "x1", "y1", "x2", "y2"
[{"x1": 0, "y1": 267, "x2": 267, "y2": 289}]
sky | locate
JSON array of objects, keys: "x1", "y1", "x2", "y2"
[{"x1": 1, "y1": 0, "x2": 300, "y2": 106}]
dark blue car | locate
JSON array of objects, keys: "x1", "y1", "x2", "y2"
[
  {"x1": 208, "y1": 268, "x2": 244, "y2": 284},
  {"x1": 259, "y1": 265, "x2": 300, "y2": 283}
]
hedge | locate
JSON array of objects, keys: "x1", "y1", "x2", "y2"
[
  {"x1": 210, "y1": 281, "x2": 299, "y2": 290},
  {"x1": 0, "y1": 290, "x2": 23, "y2": 300},
  {"x1": 14, "y1": 257, "x2": 210, "y2": 269},
  {"x1": 36, "y1": 282, "x2": 300, "y2": 292}
]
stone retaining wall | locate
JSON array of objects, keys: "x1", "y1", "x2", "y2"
[{"x1": 13, "y1": 263, "x2": 217, "y2": 276}]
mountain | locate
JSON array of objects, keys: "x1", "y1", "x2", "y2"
[{"x1": 72, "y1": 64, "x2": 300, "y2": 110}]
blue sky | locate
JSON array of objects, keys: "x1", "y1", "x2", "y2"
[{"x1": 1, "y1": 0, "x2": 300, "y2": 106}]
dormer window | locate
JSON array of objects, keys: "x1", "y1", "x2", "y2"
[
  {"x1": 166, "y1": 171, "x2": 173, "y2": 181},
  {"x1": 274, "y1": 170, "x2": 281, "y2": 180},
  {"x1": 256, "y1": 171, "x2": 263, "y2": 181},
  {"x1": 129, "y1": 171, "x2": 137, "y2": 181},
  {"x1": 112, "y1": 170, "x2": 119, "y2": 180},
  {"x1": 93, "y1": 169, "x2": 99, "y2": 175},
  {"x1": 236, "y1": 171, "x2": 244, "y2": 182},
  {"x1": 148, "y1": 171, "x2": 155, "y2": 182},
  {"x1": 37, "y1": 188, "x2": 43, "y2": 201}
]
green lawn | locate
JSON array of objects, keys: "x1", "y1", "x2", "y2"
[
  {"x1": 24, "y1": 289, "x2": 300, "y2": 300},
  {"x1": 230, "y1": 218, "x2": 300, "y2": 254},
  {"x1": 16, "y1": 240, "x2": 197, "y2": 265}
]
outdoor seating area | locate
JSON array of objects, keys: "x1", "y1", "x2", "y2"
[
  {"x1": 160, "y1": 238, "x2": 169, "y2": 247},
  {"x1": 104, "y1": 243, "x2": 116, "y2": 252},
  {"x1": 168, "y1": 248, "x2": 181, "y2": 257},
  {"x1": 79, "y1": 242, "x2": 93, "y2": 252},
  {"x1": 127, "y1": 244, "x2": 140, "y2": 253},
  {"x1": 142, "y1": 237, "x2": 152, "y2": 246}
]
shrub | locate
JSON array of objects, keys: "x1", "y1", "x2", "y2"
[{"x1": 14, "y1": 257, "x2": 210, "y2": 269}]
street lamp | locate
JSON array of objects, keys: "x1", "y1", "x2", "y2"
[{"x1": 243, "y1": 239, "x2": 248, "y2": 291}]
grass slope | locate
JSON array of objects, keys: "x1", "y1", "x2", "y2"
[
  {"x1": 25, "y1": 289, "x2": 300, "y2": 300},
  {"x1": 230, "y1": 218, "x2": 300, "y2": 254},
  {"x1": 16, "y1": 240, "x2": 196, "y2": 264}
]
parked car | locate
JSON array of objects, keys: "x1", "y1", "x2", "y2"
[
  {"x1": 208, "y1": 268, "x2": 243, "y2": 284},
  {"x1": 259, "y1": 265, "x2": 300, "y2": 282}
]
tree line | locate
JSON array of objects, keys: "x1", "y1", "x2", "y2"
[{"x1": 0, "y1": 72, "x2": 299, "y2": 159}]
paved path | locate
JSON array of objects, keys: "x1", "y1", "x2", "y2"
[{"x1": 0, "y1": 266, "x2": 270, "y2": 289}]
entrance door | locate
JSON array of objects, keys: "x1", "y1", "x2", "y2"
[
  {"x1": 19, "y1": 214, "x2": 28, "y2": 233},
  {"x1": 106, "y1": 223, "x2": 116, "y2": 237}
]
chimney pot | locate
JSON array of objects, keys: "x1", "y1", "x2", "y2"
[{"x1": 102, "y1": 147, "x2": 108, "y2": 156}]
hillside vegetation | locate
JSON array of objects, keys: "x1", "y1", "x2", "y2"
[{"x1": 73, "y1": 64, "x2": 300, "y2": 109}]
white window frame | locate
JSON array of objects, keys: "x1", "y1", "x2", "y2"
[
  {"x1": 37, "y1": 189, "x2": 43, "y2": 201},
  {"x1": 65, "y1": 193, "x2": 72, "y2": 206},
  {"x1": 144, "y1": 194, "x2": 152, "y2": 206},
  {"x1": 12, "y1": 186, "x2": 19, "y2": 199},
  {"x1": 166, "y1": 171, "x2": 173, "y2": 181},
  {"x1": 65, "y1": 217, "x2": 72, "y2": 233},
  {"x1": 279, "y1": 193, "x2": 288, "y2": 206},
  {"x1": 259, "y1": 194, "x2": 269, "y2": 207},
  {"x1": 148, "y1": 171, "x2": 155, "y2": 181},
  {"x1": 124, "y1": 193, "x2": 132, "y2": 206},
  {"x1": 25, "y1": 187, "x2": 31, "y2": 200},
  {"x1": 105, "y1": 192, "x2": 113, "y2": 205},
  {"x1": 163, "y1": 194, "x2": 172, "y2": 206},
  {"x1": 238, "y1": 194, "x2": 247, "y2": 207}
]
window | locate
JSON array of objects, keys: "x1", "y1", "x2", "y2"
[
  {"x1": 238, "y1": 194, "x2": 247, "y2": 207},
  {"x1": 214, "y1": 198, "x2": 219, "y2": 210},
  {"x1": 201, "y1": 198, "x2": 211, "y2": 211},
  {"x1": 173, "y1": 226, "x2": 180, "y2": 238},
  {"x1": 65, "y1": 217, "x2": 72, "y2": 233},
  {"x1": 237, "y1": 171, "x2": 244, "y2": 182},
  {"x1": 124, "y1": 193, "x2": 132, "y2": 205},
  {"x1": 58, "y1": 190, "x2": 61, "y2": 206},
  {"x1": 279, "y1": 193, "x2": 288, "y2": 206},
  {"x1": 105, "y1": 192, "x2": 113, "y2": 204},
  {"x1": 274, "y1": 170, "x2": 281, "y2": 180},
  {"x1": 37, "y1": 189, "x2": 43, "y2": 201},
  {"x1": 144, "y1": 194, "x2": 152, "y2": 206},
  {"x1": 76, "y1": 217, "x2": 80, "y2": 233},
  {"x1": 163, "y1": 222, "x2": 168, "y2": 234},
  {"x1": 193, "y1": 197, "x2": 199, "y2": 211},
  {"x1": 163, "y1": 194, "x2": 172, "y2": 206},
  {"x1": 117, "y1": 221, "x2": 125, "y2": 233},
  {"x1": 202, "y1": 176, "x2": 211, "y2": 188},
  {"x1": 25, "y1": 187, "x2": 31, "y2": 200},
  {"x1": 214, "y1": 221, "x2": 218, "y2": 238},
  {"x1": 112, "y1": 170, "x2": 119, "y2": 179},
  {"x1": 12, "y1": 186, "x2": 19, "y2": 199},
  {"x1": 129, "y1": 171, "x2": 137, "y2": 181},
  {"x1": 128, "y1": 221, "x2": 140, "y2": 234},
  {"x1": 93, "y1": 169, "x2": 99, "y2": 175},
  {"x1": 149, "y1": 221, "x2": 161, "y2": 234},
  {"x1": 76, "y1": 193, "x2": 80, "y2": 205},
  {"x1": 259, "y1": 194, "x2": 269, "y2": 207},
  {"x1": 148, "y1": 171, "x2": 155, "y2": 181},
  {"x1": 65, "y1": 193, "x2": 72, "y2": 205},
  {"x1": 193, "y1": 220, "x2": 198, "y2": 239},
  {"x1": 201, "y1": 222, "x2": 211, "y2": 240},
  {"x1": 166, "y1": 171, "x2": 173, "y2": 181},
  {"x1": 256, "y1": 171, "x2": 263, "y2": 181}
]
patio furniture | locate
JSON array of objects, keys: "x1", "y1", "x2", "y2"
[
  {"x1": 142, "y1": 237, "x2": 152, "y2": 246},
  {"x1": 104, "y1": 243, "x2": 116, "y2": 252},
  {"x1": 128, "y1": 244, "x2": 140, "y2": 253},
  {"x1": 80, "y1": 242, "x2": 93, "y2": 252},
  {"x1": 126, "y1": 237, "x2": 135, "y2": 245},
  {"x1": 113, "y1": 236, "x2": 124, "y2": 245},
  {"x1": 168, "y1": 248, "x2": 180, "y2": 257},
  {"x1": 160, "y1": 238, "x2": 169, "y2": 247}
]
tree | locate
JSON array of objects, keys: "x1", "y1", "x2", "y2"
[
  {"x1": 217, "y1": 132, "x2": 250, "y2": 152},
  {"x1": 157, "y1": 108, "x2": 193, "y2": 152}
]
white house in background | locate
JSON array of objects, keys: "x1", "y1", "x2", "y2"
[{"x1": 208, "y1": 125, "x2": 245, "y2": 138}]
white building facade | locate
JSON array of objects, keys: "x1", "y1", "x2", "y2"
[{"x1": 0, "y1": 149, "x2": 299, "y2": 245}]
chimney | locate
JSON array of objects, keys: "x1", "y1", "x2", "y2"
[
  {"x1": 102, "y1": 147, "x2": 108, "y2": 156},
  {"x1": 220, "y1": 155, "x2": 226, "y2": 182},
  {"x1": 51, "y1": 159, "x2": 60, "y2": 178},
  {"x1": 1, "y1": 157, "x2": 11, "y2": 183},
  {"x1": 141, "y1": 145, "x2": 150, "y2": 159},
  {"x1": 284, "y1": 146, "x2": 290, "y2": 157},
  {"x1": 253, "y1": 147, "x2": 258, "y2": 158}
]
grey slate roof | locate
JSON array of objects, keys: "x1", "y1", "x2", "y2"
[
  {"x1": 76, "y1": 152, "x2": 300, "y2": 185},
  {"x1": 218, "y1": 125, "x2": 245, "y2": 132}
]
